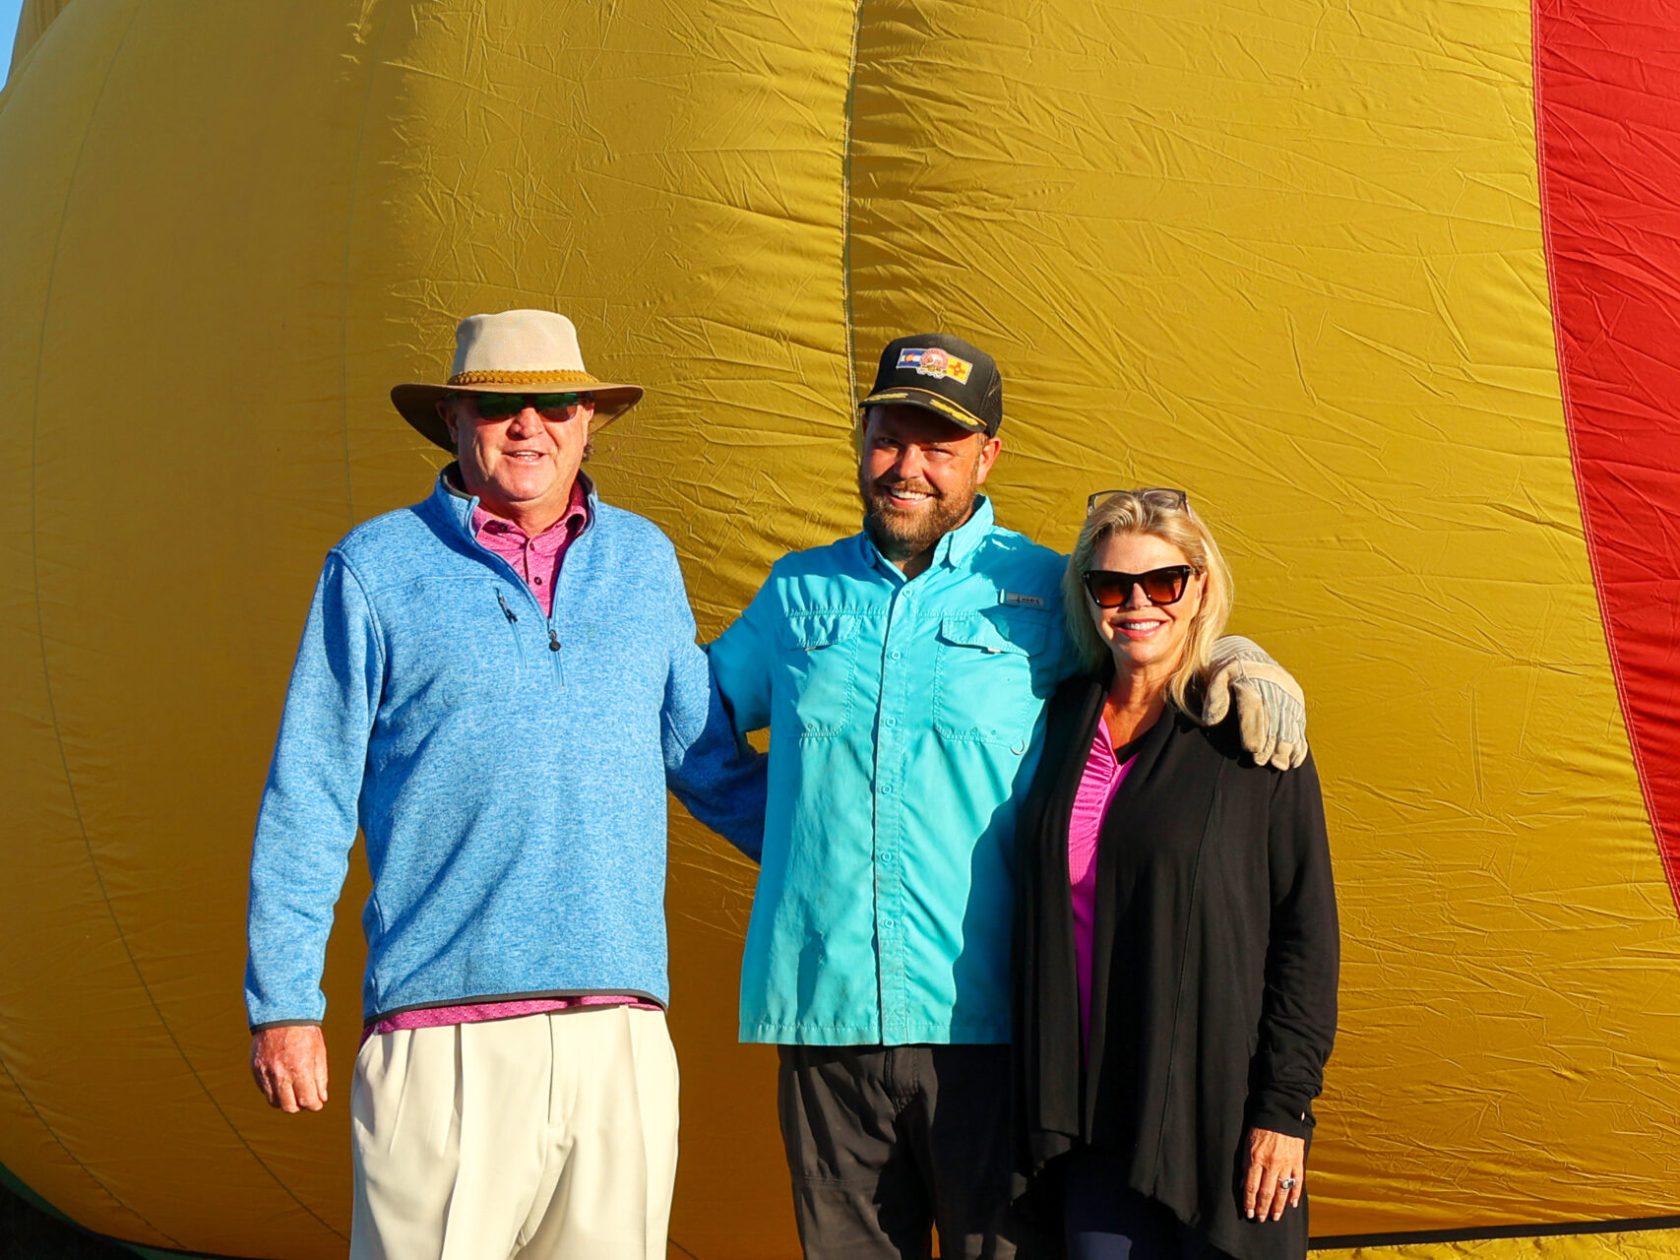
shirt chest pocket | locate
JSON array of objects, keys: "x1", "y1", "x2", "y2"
[
  {"x1": 777, "y1": 613, "x2": 865, "y2": 739},
  {"x1": 932, "y1": 611, "x2": 1050, "y2": 750}
]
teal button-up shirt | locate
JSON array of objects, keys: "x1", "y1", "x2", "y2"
[{"x1": 710, "y1": 498, "x2": 1076, "y2": 1045}]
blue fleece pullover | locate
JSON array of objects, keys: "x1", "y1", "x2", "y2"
[{"x1": 244, "y1": 471, "x2": 765, "y2": 1028}]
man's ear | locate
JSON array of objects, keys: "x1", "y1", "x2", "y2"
[
  {"x1": 853, "y1": 407, "x2": 876, "y2": 458},
  {"x1": 973, "y1": 434, "x2": 1003, "y2": 485},
  {"x1": 437, "y1": 398, "x2": 459, "y2": 445}
]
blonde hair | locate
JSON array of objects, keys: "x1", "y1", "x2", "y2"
[{"x1": 1062, "y1": 490, "x2": 1234, "y2": 712}]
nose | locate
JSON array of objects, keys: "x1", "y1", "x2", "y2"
[
  {"x1": 888, "y1": 445, "x2": 927, "y2": 481},
  {"x1": 1121, "y1": 580, "x2": 1152, "y2": 610},
  {"x1": 508, "y1": 406, "x2": 545, "y2": 437}
]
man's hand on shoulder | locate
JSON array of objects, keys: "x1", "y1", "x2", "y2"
[
  {"x1": 1200, "y1": 635, "x2": 1308, "y2": 771},
  {"x1": 250, "y1": 1025, "x2": 330, "y2": 1113}
]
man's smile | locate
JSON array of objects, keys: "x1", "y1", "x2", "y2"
[{"x1": 878, "y1": 482, "x2": 936, "y2": 507}]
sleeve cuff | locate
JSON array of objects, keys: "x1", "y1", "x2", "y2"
[{"x1": 1245, "y1": 1095, "x2": 1316, "y2": 1138}]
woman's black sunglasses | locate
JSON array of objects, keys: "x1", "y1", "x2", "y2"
[{"x1": 1082, "y1": 565, "x2": 1196, "y2": 608}]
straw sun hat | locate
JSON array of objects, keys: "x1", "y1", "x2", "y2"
[{"x1": 390, "y1": 309, "x2": 645, "y2": 450}]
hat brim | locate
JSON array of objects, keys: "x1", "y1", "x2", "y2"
[
  {"x1": 857, "y1": 386, "x2": 993, "y2": 436},
  {"x1": 391, "y1": 381, "x2": 646, "y2": 451}
]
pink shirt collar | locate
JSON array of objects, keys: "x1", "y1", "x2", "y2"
[
  {"x1": 465, "y1": 476, "x2": 592, "y2": 616},
  {"x1": 463, "y1": 470, "x2": 594, "y2": 537},
  {"x1": 469, "y1": 476, "x2": 590, "y2": 547}
]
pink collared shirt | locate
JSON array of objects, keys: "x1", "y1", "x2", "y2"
[
  {"x1": 469, "y1": 480, "x2": 590, "y2": 616},
  {"x1": 363, "y1": 477, "x2": 659, "y2": 1041},
  {"x1": 1068, "y1": 719, "x2": 1139, "y2": 1052}
]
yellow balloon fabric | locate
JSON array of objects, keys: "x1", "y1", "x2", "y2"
[{"x1": 2, "y1": 1, "x2": 1679, "y2": 1257}]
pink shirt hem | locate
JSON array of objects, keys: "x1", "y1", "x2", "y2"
[{"x1": 363, "y1": 995, "x2": 663, "y2": 1043}]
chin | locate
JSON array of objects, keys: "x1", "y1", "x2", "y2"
[
  {"x1": 1110, "y1": 640, "x2": 1170, "y2": 669},
  {"x1": 493, "y1": 474, "x2": 554, "y2": 499},
  {"x1": 868, "y1": 509, "x2": 928, "y2": 544}
]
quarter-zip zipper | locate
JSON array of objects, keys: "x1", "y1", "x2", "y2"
[
  {"x1": 452, "y1": 490, "x2": 579, "y2": 681},
  {"x1": 474, "y1": 536, "x2": 561, "y2": 675},
  {"x1": 480, "y1": 550, "x2": 561, "y2": 674}
]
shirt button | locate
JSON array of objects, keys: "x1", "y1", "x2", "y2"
[{"x1": 534, "y1": 576, "x2": 543, "y2": 585}]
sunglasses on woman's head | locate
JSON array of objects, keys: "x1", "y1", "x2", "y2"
[
  {"x1": 1082, "y1": 565, "x2": 1196, "y2": 608},
  {"x1": 1086, "y1": 487, "x2": 1189, "y2": 515}
]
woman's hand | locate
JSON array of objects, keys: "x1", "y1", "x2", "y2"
[{"x1": 1244, "y1": 1126, "x2": 1305, "y2": 1221}]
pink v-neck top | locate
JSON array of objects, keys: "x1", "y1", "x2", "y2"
[
  {"x1": 362, "y1": 479, "x2": 658, "y2": 1041},
  {"x1": 1069, "y1": 718, "x2": 1139, "y2": 1050}
]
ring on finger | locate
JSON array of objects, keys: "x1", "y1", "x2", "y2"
[{"x1": 1279, "y1": 1176, "x2": 1298, "y2": 1191}]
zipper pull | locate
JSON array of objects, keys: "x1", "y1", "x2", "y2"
[
  {"x1": 496, "y1": 591, "x2": 518, "y2": 623},
  {"x1": 547, "y1": 627, "x2": 561, "y2": 652}
]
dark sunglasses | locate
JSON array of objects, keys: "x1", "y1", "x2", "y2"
[
  {"x1": 1086, "y1": 486, "x2": 1189, "y2": 515},
  {"x1": 1082, "y1": 565, "x2": 1197, "y2": 608},
  {"x1": 466, "y1": 391, "x2": 595, "y2": 421}
]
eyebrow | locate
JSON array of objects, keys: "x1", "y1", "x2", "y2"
[{"x1": 872, "y1": 429, "x2": 965, "y2": 451}]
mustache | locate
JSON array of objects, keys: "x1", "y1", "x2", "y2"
[{"x1": 868, "y1": 476, "x2": 938, "y2": 498}]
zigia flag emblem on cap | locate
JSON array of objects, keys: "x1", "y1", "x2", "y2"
[{"x1": 897, "y1": 346, "x2": 974, "y2": 383}]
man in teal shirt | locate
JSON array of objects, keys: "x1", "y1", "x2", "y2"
[{"x1": 708, "y1": 334, "x2": 1304, "y2": 1258}]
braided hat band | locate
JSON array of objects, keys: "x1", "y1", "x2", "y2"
[{"x1": 446, "y1": 368, "x2": 599, "y2": 387}]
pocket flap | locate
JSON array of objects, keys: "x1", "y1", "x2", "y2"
[
  {"x1": 937, "y1": 612, "x2": 1046, "y2": 656},
  {"x1": 779, "y1": 613, "x2": 863, "y2": 651}
]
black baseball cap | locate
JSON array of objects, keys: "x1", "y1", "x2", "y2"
[{"x1": 858, "y1": 333, "x2": 1004, "y2": 437}]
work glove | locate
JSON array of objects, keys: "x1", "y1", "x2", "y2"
[{"x1": 1199, "y1": 635, "x2": 1308, "y2": 770}]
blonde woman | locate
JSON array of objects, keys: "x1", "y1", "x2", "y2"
[{"x1": 1012, "y1": 489, "x2": 1338, "y2": 1260}]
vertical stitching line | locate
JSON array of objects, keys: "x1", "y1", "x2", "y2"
[
  {"x1": 337, "y1": 7, "x2": 385, "y2": 528},
  {"x1": 24, "y1": 2, "x2": 347, "y2": 1240},
  {"x1": 838, "y1": 0, "x2": 867, "y2": 409}
]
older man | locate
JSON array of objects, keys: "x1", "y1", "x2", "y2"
[
  {"x1": 245, "y1": 310, "x2": 763, "y2": 1260},
  {"x1": 708, "y1": 333, "x2": 1305, "y2": 1259}
]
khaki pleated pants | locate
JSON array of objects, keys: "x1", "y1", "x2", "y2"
[{"x1": 349, "y1": 1006, "x2": 679, "y2": 1260}]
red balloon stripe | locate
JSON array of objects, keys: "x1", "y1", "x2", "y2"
[{"x1": 1536, "y1": 0, "x2": 1680, "y2": 915}]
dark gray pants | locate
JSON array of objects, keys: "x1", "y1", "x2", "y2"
[{"x1": 777, "y1": 1044, "x2": 1047, "y2": 1260}]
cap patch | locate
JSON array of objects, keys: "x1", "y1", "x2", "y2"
[{"x1": 897, "y1": 346, "x2": 974, "y2": 384}]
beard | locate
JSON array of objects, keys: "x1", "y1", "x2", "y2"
[{"x1": 858, "y1": 468, "x2": 980, "y2": 563}]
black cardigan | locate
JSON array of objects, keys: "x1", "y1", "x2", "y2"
[{"x1": 1012, "y1": 675, "x2": 1339, "y2": 1260}]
